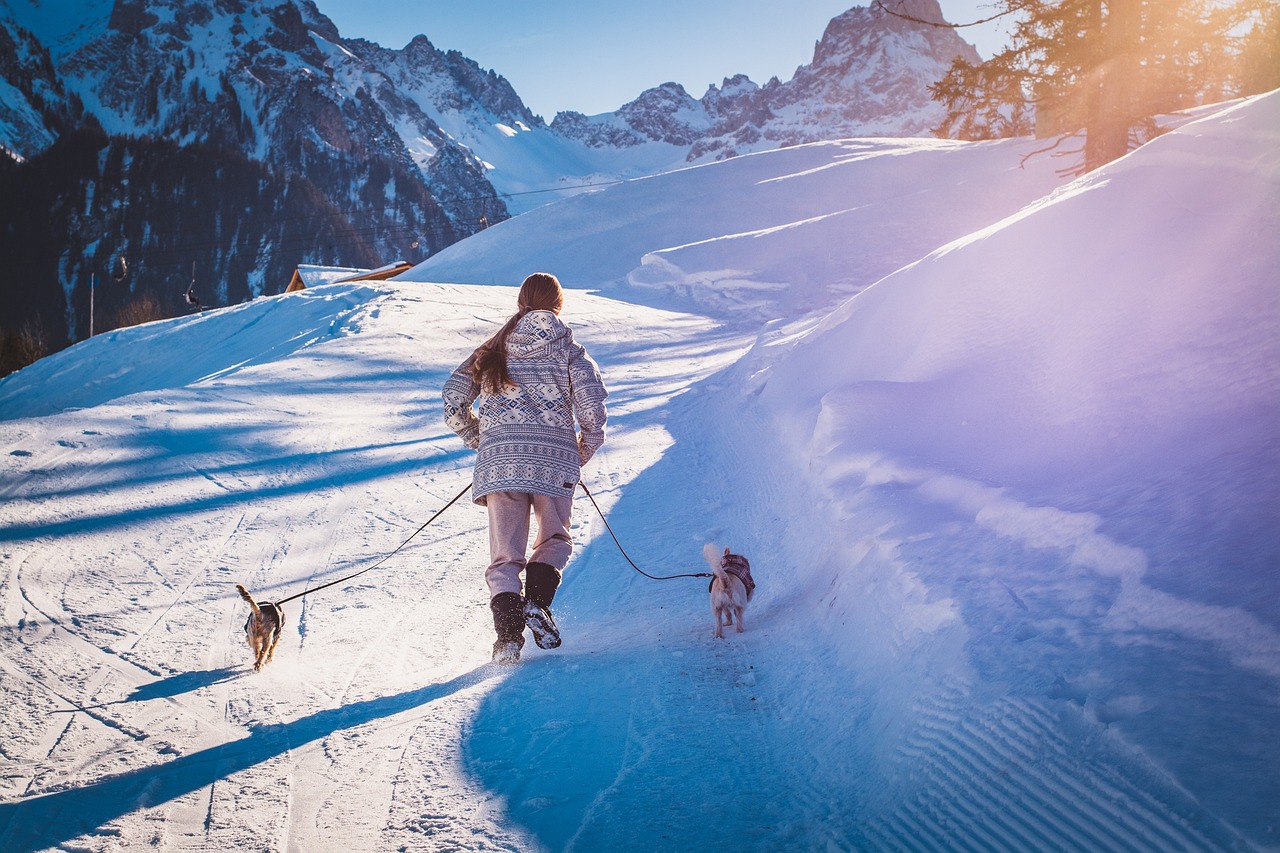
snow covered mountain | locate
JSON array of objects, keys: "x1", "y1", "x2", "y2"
[
  {"x1": 551, "y1": 0, "x2": 979, "y2": 162},
  {"x1": 0, "y1": 17, "x2": 87, "y2": 160},
  {"x1": 2, "y1": 0, "x2": 511, "y2": 221},
  {"x1": 0, "y1": 0, "x2": 977, "y2": 354},
  {"x1": 0, "y1": 91, "x2": 1275, "y2": 851},
  {"x1": 0, "y1": 0, "x2": 529, "y2": 349}
]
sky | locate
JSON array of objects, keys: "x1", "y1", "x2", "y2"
[{"x1": 315, "y1": 0, "x2": 1013, "y2": 118}]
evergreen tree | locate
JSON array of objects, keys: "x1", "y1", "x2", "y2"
[
  {"x1": 880, "y1": 0, "x2": 1274, "y2": 172},
  {"x1": 1237, "y1": 2, "x2": 1280, "y2": 95}
]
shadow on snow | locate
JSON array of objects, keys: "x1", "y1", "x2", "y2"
[{"x1": 0, "y1": 667, "x2": 499, "y2": 853}]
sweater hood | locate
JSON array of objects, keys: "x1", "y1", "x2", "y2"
[{"x1": 506, "y1": 310, "x2": 570, "y2": 359}]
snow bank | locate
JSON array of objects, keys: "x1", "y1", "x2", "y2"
[
  {"x1": 746, "y1": 90, "x2": 1280, "y2": 842},
  {"x1": 763, "y1": 90, "x2": 1280, "y2": 490},
  {"x1": 0, "y1": 285, "x2": 383, "y2": 420}
]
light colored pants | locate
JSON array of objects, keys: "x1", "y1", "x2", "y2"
[{"x1": 485, "y1": 491, "x2": 574, "y2": 598}]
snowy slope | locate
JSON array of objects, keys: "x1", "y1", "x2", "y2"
[
  {"x1": 1, "y1": 91, "x2": 1277, "y2": 852},
  {"x1": 407, "y1": 133, "x2": 1074, "y2": 323},
  {"x1": 746, "y1": 89, "x2": 1280, "y2": 845},
  {"x1": 0, "y1": 281, "x2": 736, "y2": 851},
  {"x1": 0, "y1": 74, "x2": 50, "y2": 159}
]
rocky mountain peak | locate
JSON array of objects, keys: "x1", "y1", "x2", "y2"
[
  {"x1": 0, "y1": 0, "x2": 525, "y2": 351},
  {"x1": 616, "y1": 82, "x2": 708, "y2": 145},
  {"x1": 811, "y1": 0, "x2": 978, "y2": 69},
  {"x1": 558, "y1": 0, "x2": 979, "y2": 161}
]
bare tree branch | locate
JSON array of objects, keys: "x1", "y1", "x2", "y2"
[
  {"x1": 1019, "y1": 132, "x2": 1079, "y2": 170},
  {"x1": 871, "y1": 0, "x2": 1038, "y2": 29}
]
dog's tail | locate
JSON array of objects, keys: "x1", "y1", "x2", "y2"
[
  {"x1": 703, "y1": 543, "x2": 730, "y2": 584},
  {"x1": 235, "y1": 583, "x2": 261, "y2": 614}
]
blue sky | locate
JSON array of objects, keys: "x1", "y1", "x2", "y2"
[{"x1": 315, "y1": 0, "x2": 1012, "y2": 118}]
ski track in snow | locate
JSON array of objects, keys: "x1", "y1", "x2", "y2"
[{"x1": 0, "y1": 283, "x2": 764, "y2": 851}]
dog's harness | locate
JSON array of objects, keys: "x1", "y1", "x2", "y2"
[
  {"x1": 244, "y1": 601, "x2": 284, "y2": 635},
  {"x1": 709, "y1": 553, "x2": 755, "y2": 601}
]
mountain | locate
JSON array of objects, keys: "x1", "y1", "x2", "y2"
[
  {"x1": 0, "y1": 0, "x2": 979, "y2": 358},
  {"x1": 551, "y1": 0, "x2": 979, "y2": 161},
  {"x1": 0, "y1": 127, "x2": 383, "y2": 354},
  {"x1": 0, "y1": 17, "x2": 90, "y2": 160},
  {"x1": 9, "y1": 0, "x2": 508, "y2": 229},
  {"x1": 0, "y1": 0, "x2": 525, "y2": 351}
]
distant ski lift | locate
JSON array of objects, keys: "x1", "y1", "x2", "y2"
[
  {"x1": 111, "y1": 253, "x2": 128, "y2": 282},
  {"x1": 185, "y1": 261, "x2": 204, "y2": 311}
]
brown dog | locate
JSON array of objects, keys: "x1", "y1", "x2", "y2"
[
  {"x1": 703, "y1": 544, "x2": 756, "y2": 639},
  {"x1": 236, "y1": 584, "x2": 284, "y2": 670}
]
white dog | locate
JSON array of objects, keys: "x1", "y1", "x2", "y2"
[{"x1": 704, "y1": 544, "x2": 755, "y2": 638}]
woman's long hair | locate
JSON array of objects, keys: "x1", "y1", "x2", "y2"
[{"x1": 473, "y1": 273, "x2": 564, "y2": 393}]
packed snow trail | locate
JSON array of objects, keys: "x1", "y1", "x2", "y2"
[
  {"x1": 0, "y1": 280, "x2": 1239, "y2": 850},
  {"x1": 0, "y1": 282, "x2": 752, "y2": 851},
  {"x1": 0, "y1": 279, "x2": 1263, "y2": 853}
]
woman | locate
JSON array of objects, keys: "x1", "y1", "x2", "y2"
[{"x1": 443, "y1": 273, "x2": 609, "y2": 664}]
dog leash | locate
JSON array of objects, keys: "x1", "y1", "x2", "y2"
[
  {"x1": 264, "y1": 477, "x2": 702, "y2": 607},
  {"x1": 273, "y1": 480, "x2": 473, "y2": 606},
  {"x1": 578, "y1": 480, "x2": 712, "y2": 581}
]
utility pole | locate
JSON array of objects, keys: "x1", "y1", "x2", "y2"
[{"x1": 89, "y1": 273, "x2": 96, "y2": 338}]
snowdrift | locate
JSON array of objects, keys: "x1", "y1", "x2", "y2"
[
  {"x1": 764, "y1": 90, "x2": 1280, "y2": 490},
  {"x1": 749, "y1": 89, "x2": 1280, "y2": 842}
]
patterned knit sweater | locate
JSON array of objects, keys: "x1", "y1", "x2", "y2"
[{"x1": 443, "y1": 310, "x2": 608, "y2": 505}]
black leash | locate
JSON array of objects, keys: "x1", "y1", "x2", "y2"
[
  {"x1": 260, "y1": 477, "x2": 702, "y2": 608},
  {"x1": 273, "y1": 480, "x2": 473, "y2": 606},
  {"x1": 578, "y1": 480, "x2": 712, "y2": 581}
]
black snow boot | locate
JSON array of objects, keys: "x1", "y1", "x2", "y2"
[
  {"x1": 490, "y1": 592, "x2": 526, "y2": 665},
  {"x1": 523, "y1": 562, "x2": 562, "y2": 650}
]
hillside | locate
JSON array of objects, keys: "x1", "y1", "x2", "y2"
[
  {"x1": 0, "y1": 0, "x2": 982, "y2": 357},
  {"x1": 0, "y1": 91, "x2": 1276, "y2": 851}
]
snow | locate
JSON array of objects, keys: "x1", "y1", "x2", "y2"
[
  {"x1": 0, "y1": 77, "x2": 53, "y2": 160},
  {"x1": 292, "y1": 264, "x2": 370, "y2": 288},
  {"x1": 407, "y1": 134, "x2": 1073, "y2": 323},
  {"x1": 0, "y1": 0, "x2": 114, "y2": 62},
  {"x1": 1, "y1": 90, "x2": 1278, "y2": 852}
]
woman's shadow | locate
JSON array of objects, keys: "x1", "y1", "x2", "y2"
[{"x1": 0, "y1": 666, "x2": 498, "y2": 853}]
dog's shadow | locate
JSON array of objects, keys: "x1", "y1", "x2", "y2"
[
  {"x1": 126, "y1": 666, "x2": 241, "y2": 703},
  {"x1": 47, "y1": 667, "x2": 245, "y2": 716}
]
